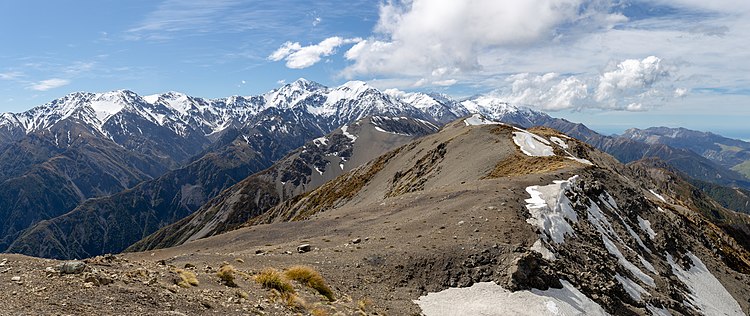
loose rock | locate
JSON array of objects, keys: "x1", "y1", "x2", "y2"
[
  {"x1": 59, "y1": 261, "x2": 87, "y2": 274},
  {"x1": 297, "y1": 244, "x2": 312, "y2": 253}
]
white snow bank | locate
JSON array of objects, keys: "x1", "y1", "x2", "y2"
[
  {"x1": 373, "y1": 125, "x2": 409, "y2": 136},
  {"x1": 602, "y1": 235, "x2": 655, "y2": 287},
  {"x1": 524, "y1": 176, "x2": 579, "y2": 245},
  {"x1": 550, "y1": 136, "x2": 569, "y2": 149},
  {"x1": 340, "y1": 125, "x2": 357, "y2": 142},
  {"x1": 649, "y1": 189, "x2": 667, "y2": 202},
  {"x1": 615, "y1": 273, "x2": 649, "y2": 302},
  {"x1": 623, "y1": 220, "x2": 651, "y2": 254},
  {"x1": 416, "y1": 280, "x2": 608, "y2": 316},
  {"x1": 464, "y1": 113, "x2": 501, "y2": 126},
  {"x1": 532, "y1": 239, "x2": 556, "y2": 261},
  {"x1": 646, "y1": 305, "x2": 672, "y2": 316},
  {"x1": 89, "y1": 100, "x2": 125, "y2": 123},
  {"x1": 667, "y1": 252, "x2": 744, "y2": 316},
  {"x1": 513, "y1": 130, "x2": 555, "y2": 157},
  {"x1": 637, "y1": 215, "x2": 657, "y2": 240},
  {"x1": 313, "y1": 136, "x2": 328, "y2": 147},
  {"x1": 567, "y1": 156, "x2": 594, "y2": 165}
]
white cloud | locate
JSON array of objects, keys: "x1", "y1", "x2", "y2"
[
  {"x1": 493, "y1": 56, "x2": 683, "y2": 111},
  {"x1": 433, "y1": 79, "x2": 457, "y2": 86},
  {"x1": 498, "y1": 73, "x2": 588, "y2": 110},
  {"x1": 595, "y1": 56, "x2": 673, "y2": 109},
  {"x1": 0, "y1": 72, "x2": 22, "y2": 80},
  {"x1": 29, "y1": 78, "x2": 70, "y2": 91},
  {"x1": 269, "y1": 37, "x2": 362, "y2": 69},
  {"x1": 342, "y1": 0, "x2": 623, "y2": 78},
  {"x1": 674, "y1": 88, "x2": 689, "y2": 98}
]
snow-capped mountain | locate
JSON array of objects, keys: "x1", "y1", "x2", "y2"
[
  {"x1": 0, "y1": 79, "x2": 558, "y2": 259},
  {"x1": 0, "y1": 78, "x2": 552, "y2": 149}
]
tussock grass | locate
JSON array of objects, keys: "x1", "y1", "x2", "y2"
[
  {"x1": 255, "y1": 268, "x2": 295, "y2": 295},
  {"x1": 311, "y1": 307, "x2": 330, "y2": 316},
  {"x1": 174, "y1": 269, "x2": 199, "y2": 288},
  {"x1": 284, "y1": 265, "x2": 335, "y2": 301},
  {"x1": 357, "y1": 298, "x2": 373, "y2": 312},
  {"x1": 282, "y1": 293, "x2": 307, "y2": 311},
  {"x1": 217, "y1": 264, "x2": 238, "y2": 287}
]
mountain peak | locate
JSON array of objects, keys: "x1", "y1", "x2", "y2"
[
  {"x1": 340, "y1": 80, "x2": 372, "y2": 93},
  {"x1": 288, "y1": 78, "x2": 326, "y2": 92}
]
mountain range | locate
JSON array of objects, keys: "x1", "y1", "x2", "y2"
[
  {"x1": 0, "y1": 79, "x2": 750, "y2": 315},
  {"x1": 2, "y1": 78, "x2": 750, "y2": 261}
]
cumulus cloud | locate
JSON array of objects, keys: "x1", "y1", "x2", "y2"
[
  {"x1": 342, "y1": 0, "x2": 624, "y2": 79},
  {"x1": 494, "y1": 56, "x2": 683, "y2": 111},
  {"x1": 29, "y1": 78, "x2": 70, "y2": 91},
  {"x1": 269, "y1": 37, "x2": 362, "y2": 69},
  {"x1": 498, "y1": 73, "x2": 588, "y2": 110},
  {"x1": 595, "y1": 56, "x2": 673, "y2": 109}
]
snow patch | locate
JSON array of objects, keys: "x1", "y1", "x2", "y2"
[
  {"x1": 415, "y1": 280, "x2": 608, "y2": 316},
  {"x1": 89, "y1": 100, "x2": 125, "y2": 123},
  {"x1": 341, "y1": 125, "x2": 358, "y2": 142},
  {"x1": 142, "y1": 94, "x2": 159, "y2": 104},
  {"x1": 524, "y1": 176, "x2": 578, "y2": 245},
  {"x1": 667, "y1": 252, "x2": 744, "y2": 316},
  {"x1": 513, "y1": 130, "x2": 555, "y2": 157},
  {"x1": 531, "y1": 239, "x2": 556, "y2": 261},
  {"x1": 313, "y1": 136, "x2": 328, "y2": 147},
  {"x1": 601, "y1": 234, "x2": 655, "y2": 287},
  {"x1": 549, "y1": 136, "x2": 568, "y2": 149},
  {"x1": 567, "y1": 156, "x2": 594, "y2": 165},
  {"x1": 637, "y1": 216, "x2": 657, "y2": 240},
  {"x1": 646, "y1": 305, "x2": 672, "y2": 316},
  {"x1": 463, "y1": 114, "x2": 501, "y2": 126},
  {"x1": 623, "y1": 220, "x2": 651, "y2": 253},
  {"x1": 373, "y1": 125, "x2": 410, "y2": 136},
  {"x1": 649, "y1": 189, "x2": 667, "y2": 202},
  {"x1": 615, "y1": 273, "x2": 649, "y2": 302}
]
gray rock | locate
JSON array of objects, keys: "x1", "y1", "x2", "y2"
[
  {"x1": 351, "y1": 238, "x2": 362, "y2": 244},
  {"x1": 297, "y1": 244, "x2": 312, "y2": 253},
  {"x1": 59, "y1": 261, "x2": 87, "y2": 274}
]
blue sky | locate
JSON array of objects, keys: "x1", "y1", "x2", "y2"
[{"x1": 1, "y1": 0, "x2": 749, "y2": 138}]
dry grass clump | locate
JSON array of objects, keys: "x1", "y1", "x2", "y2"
[
  {"x1": 217, "y1": 264, "x2": 238, "y2": 287},
  {"x1": 485, "y1": 153, "x2": 573, "y2": 178},
  {"x1": 311, "y1": 307, "x2": 331, "y2": 316},
  {"x1": 284, "y1": 265, "x2": 335, "y2": 301},
  {"x1": 357, "y1": 298, "x2": 373, "y2": 312},
  {"x1": 174, "y1": 269, "x2": 199, "y2": 288},
  {"x1": 255, "y1": 268, "x2": 295, "y2": 295},
  {"x1": 280, "y1": 292, "x2": 307, "y2": 311}
]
